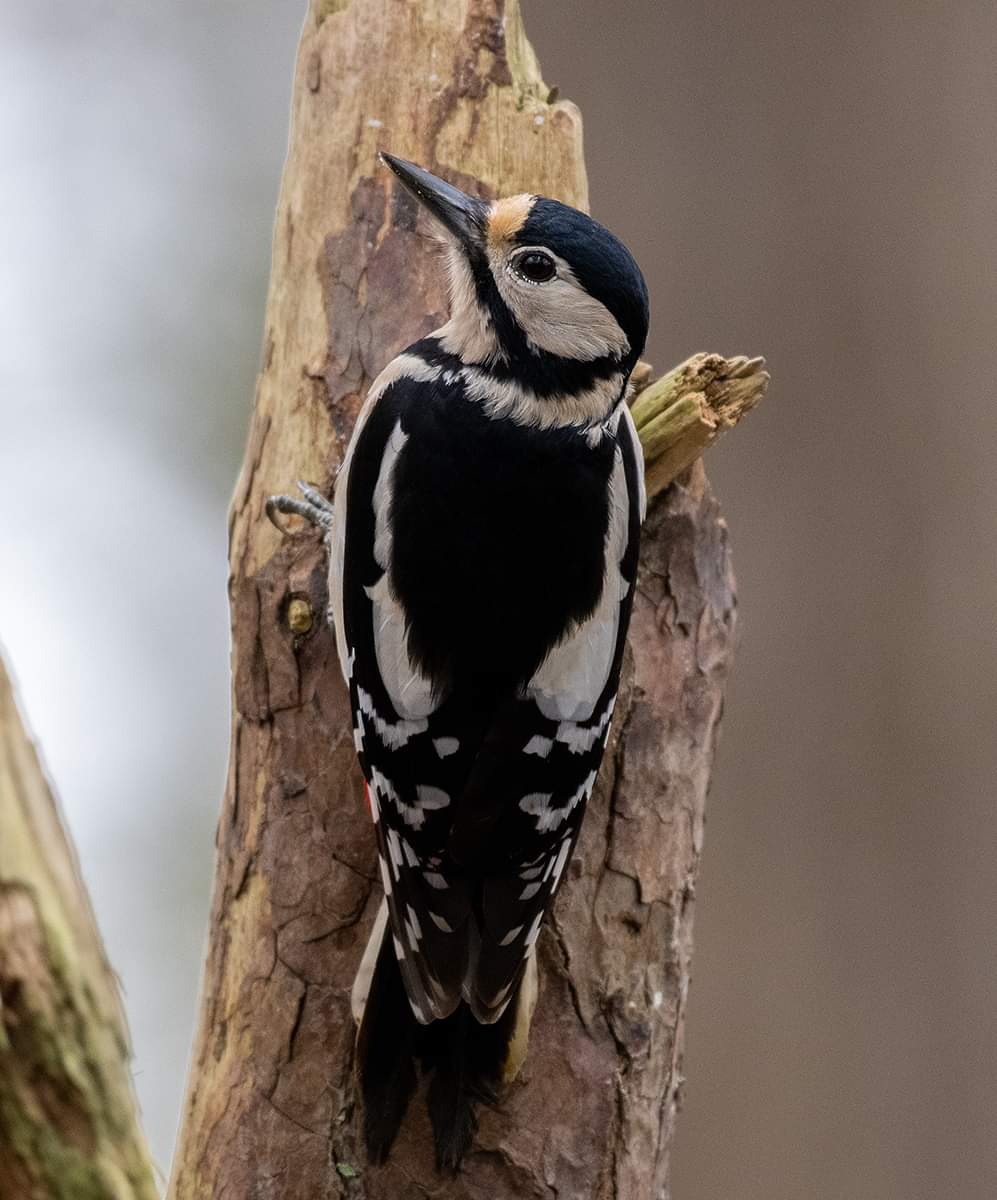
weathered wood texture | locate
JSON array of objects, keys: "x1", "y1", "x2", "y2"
[
  {"x1": 0, "y1": 651, "x2": 157, "y2": 1200},
  {"x1": 170, "y1": 2, "x2": 738, "y2": 1196}
]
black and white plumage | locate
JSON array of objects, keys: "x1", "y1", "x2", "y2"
[{"x1": 273, "y1": 154, "x2": 648, "y2": 1170}]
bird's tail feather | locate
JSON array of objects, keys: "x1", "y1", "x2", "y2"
[
  {"x1": 421, "y1": 993, "x2": 519, "y2": 1172},
  {"x1": 355, "y1": 915, "x2": 523, "y2": 1171},
  {"x1": 354, "y1": 920, "x2": 418, "y2": 1164}
]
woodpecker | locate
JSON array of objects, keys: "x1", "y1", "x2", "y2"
[{"x1": 269, "y1": 153, "x2": 649, "y2": 1171}]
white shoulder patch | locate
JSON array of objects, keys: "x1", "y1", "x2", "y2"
[
  {"x1": 366, "y1": 417, "x2": 437, "y2": 721},
  {"x1": 526, "y1": 442, "x2": 631, "y2": 722},
  {"x1": 330, "y1": 358, "x2": 440, "y2": 725}
]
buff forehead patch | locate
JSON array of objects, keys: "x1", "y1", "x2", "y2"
[{"x1": 487, "y1": 194, "x2": 536, "y2": 246}]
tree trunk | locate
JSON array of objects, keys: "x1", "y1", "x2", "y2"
[
  {"x1": 169, "y1": 2, "x2": 744, "y2": 1196},
  {"x1": 0, "y1": 651, "x2": 158, "y2": 1200}
]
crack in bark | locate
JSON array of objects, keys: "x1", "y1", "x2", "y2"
[
  {"x1": 546, "y1": 918, "x2": 589, "y2": 1036},
  {"x1": 264, "y1": 1094, "x2": 325, "y2": 1140},
  {"x1": 284, "y1": 981, "x2": 308, "y2": 1065}
]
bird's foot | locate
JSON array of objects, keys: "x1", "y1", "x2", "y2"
[{"x1": 266, "y1": 480, "x2": 334, "y2": 536}]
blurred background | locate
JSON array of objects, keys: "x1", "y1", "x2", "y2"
[{"x1": 2, "y1": 2, "x2": 995, "y2": 1196}]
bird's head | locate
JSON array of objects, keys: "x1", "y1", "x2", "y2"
[{"x1": 381, "y1": 153, "x2": 649, "y2": 425}]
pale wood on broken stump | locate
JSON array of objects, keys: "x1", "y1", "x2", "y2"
[{"x1": 169, "y1": 2, "x2": 764, "y2": 1196}]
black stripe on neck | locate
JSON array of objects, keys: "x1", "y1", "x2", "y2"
[
  {"x1": 491, "y1": 347, "x2": 624, "y2": 398},
  {"x1": 412, "y1": 340, "x2": 623, "y2": 410},
  {"x1": 411, "y1": 336, "x2": 625, "y2": 404}
]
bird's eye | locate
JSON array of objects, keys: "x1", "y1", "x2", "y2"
[{"x1": 513, "y1": 250, "x2": 556, "y2": 284}]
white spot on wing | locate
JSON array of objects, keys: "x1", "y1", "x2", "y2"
[
  {"x1": 429, "y1": 910, "x2": 453, "y2": 933},
  {"x1": 551, "y1": 837, "x2": 572, "y2": 887},
  {"x1": 523, "y1": 735, "x2": 553, "y2": 758},
  {"x1": 519, "y1": 881, "x2": 542, "y2": 900},
  {"x1": 386, "y1": 828, "x2": 403, "y2": 880},
  {"x1": 395, "y1": 785, "x2": 450, "y2": 830},
  {"x1": 519, "y1": 792, "x2": 555, "y2": 832},
  {"x1": 519, "y1": 772, "x2": 595, "y2": 833},
  {"x1": 499, "y1": 924, "x2": 523, "y2": 947},
  {"x1": 433, "y1": 737, "x2": 460, "y2": 758},
  {"x1": 406, "y1": 904, "x2": 422, "y2": 946},
  {"x1": 417, "y1": 784, "x2": 450, "y2": 807},
  {"x1": 555, "y1": 697, "x2": 616, "y2": 754},
  {"x1": 371, "y1": 767, "x2": 398, "y2": 804},
  {"x1": 423, "y1": 871, "x2": 448, "y2": 890},
  {"x1": 358, "y1": 687, "x2": 428, "y2": 749}
]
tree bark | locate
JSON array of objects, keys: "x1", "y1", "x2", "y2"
[
  {"x1": 169, "y1": 2, "x2": 752, "y2": 1196},
  {"x1": 0, "y1": 651, "x2": 158, "y2": 1200}
]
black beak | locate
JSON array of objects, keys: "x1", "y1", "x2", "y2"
[{"x1": 380, "y1": 152, "x2": 487, "y2": 252}]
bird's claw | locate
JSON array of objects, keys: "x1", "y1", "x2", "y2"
[{"x1": 266, "y1": 480, "x2": 334, "y2": 537}]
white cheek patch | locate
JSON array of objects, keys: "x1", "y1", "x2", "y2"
[
  {"x1": 437, "y1": 244, "x2": 498, "y2": 363},
  {"x1": 489, "y1": 246, "x2": 630, "y2": 363}
]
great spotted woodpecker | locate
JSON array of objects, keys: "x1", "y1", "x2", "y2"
[{"x1": 269, "y1": 153, "x2": 649, "y2": 1170}]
